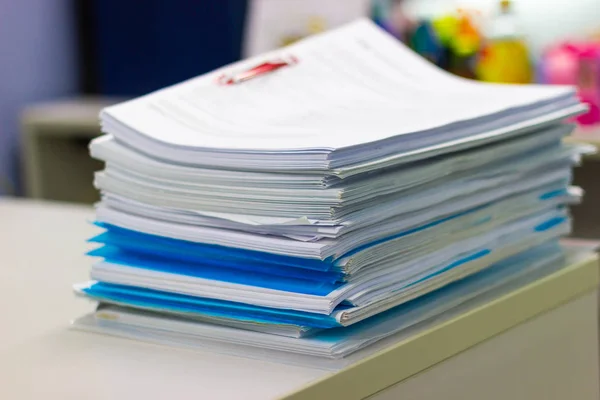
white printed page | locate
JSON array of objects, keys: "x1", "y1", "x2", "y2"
[{"x1": 103, "y1": 19, "x2": 574, "y2": 151}]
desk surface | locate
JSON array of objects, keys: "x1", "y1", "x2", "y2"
[{"x1": 0, "y1": 200, "x2": 597, "y2": 400}]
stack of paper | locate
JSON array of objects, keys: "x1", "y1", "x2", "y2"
[{"x1": 73, "y1": 19, "x2": 591, "y2": 361}]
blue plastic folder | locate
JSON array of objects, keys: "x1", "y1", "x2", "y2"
[
  {"x1": 89, "y1": 245, "x2": 342, "y2": 296},
  {"x1": 90, "y1": 223, "x2": 337, "y2": 271},
  {"x1": 78, "y1": 241, "x2": 564, "y2": 337},
  {"x1": 88, "y1": 213, "x2": 567, "y2": 297},
  {"x1": 89, "y1": 183, "x2": 571, "y2": 281}
]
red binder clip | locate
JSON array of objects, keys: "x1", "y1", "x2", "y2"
[{"x1": 217, "y1": 55, "x2": 298, "y2": 85}]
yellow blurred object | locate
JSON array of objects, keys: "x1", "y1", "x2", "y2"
[
  {"x1": 280, "y1": 16, "x2": 327, "y2": 48},
  {"x1": 452, "y1": 12, "x2": 482, "y2": 56},
  {"x1": 280, "y1": 34, "x2": 302, "y2": 47},
  {"x1": 431, "y1": 10, "x2": 481, "y2": 57},
  {"x1": 432, "y1": 15, "x2": 458, "y2": 46},
  {"x1": 476, "y1": 0, "x2": 532, "y2": 84},
  {"x1": 307, "y1": 16, "x2": 326, "y2": 35},
  {"x1": 476, "y1": 40, "x2": 532, "y2": 83}
]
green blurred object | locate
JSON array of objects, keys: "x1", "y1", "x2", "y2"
[{"x1": 408, "y1": 10, "x2": 481, "y2": 79}]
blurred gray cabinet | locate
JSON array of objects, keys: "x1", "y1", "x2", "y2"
[
  {"x1": 567, "y1": 130, "x2": 600, "y2": 239},
  {"x1": 21, "y1": 97, "x2": 121, "y2": 204}
]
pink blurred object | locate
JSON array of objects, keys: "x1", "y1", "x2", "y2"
[{"x1": 540, "y1": 42, "x2": 600, "y2": 126}]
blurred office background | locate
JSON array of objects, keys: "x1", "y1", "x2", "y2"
[{"x1": 1, "y1": 0, "x2": 599, "y2": 235}]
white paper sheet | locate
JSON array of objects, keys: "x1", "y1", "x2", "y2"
[{"x1": 100, "y1": 19, "x2": 581, "y2": 174}]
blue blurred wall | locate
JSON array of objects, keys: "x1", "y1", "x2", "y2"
[
  {"x1": 0, "y1": 0, "x2": 77, "y2": 195},
  {"x1": 93, "y1": 0, "x2": 248, "y2": 96}
]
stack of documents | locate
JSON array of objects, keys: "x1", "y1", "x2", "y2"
[{"x1": 73, "y1": 19, "x2": 591, "y2": 361}]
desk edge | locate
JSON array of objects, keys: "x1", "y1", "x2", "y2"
[{"x1": 281, "y1": 253, "x2": 599, "y2": 400}]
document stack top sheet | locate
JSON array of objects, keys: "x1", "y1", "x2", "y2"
[{"x1": 100, "y1": 19, "x2": 582, "y2": 176}]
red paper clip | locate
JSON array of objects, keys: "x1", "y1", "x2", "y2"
[{"x1": 217, "y1": 55, "x2": 298, "y2": 85}]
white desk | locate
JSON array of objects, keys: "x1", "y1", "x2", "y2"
[{"x1": 0, "y1": 200, "x2": 598, "y2": 400}]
